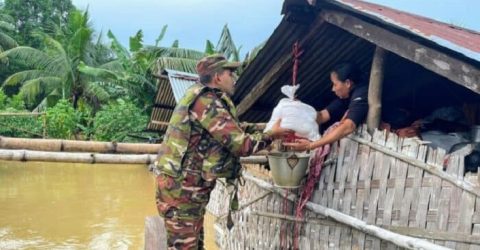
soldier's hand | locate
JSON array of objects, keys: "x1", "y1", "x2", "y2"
[{"x1": 283, "y1": 139, "x2": 312, "y2": 152}]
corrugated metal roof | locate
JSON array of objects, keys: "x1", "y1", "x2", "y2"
[
  {"x1": 147, "y1": 69, "x2": 199, "y2": 132},
  {"x1": 165, "y1": 69, "x2": 198, "y2": 103},
  {"x1": 337, "y1": 0, "x2": 480, "y2": 61},
  {"x1": 233, "y1": 0, "x2": 480, "y2": 124}
]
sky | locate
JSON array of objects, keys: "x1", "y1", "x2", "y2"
[
  {"x1": 71, "y1": 0, "x2": 480, "y2": 55},
  {"x1": 71, "y1": 0, "x2": 283, "y2": 55}
]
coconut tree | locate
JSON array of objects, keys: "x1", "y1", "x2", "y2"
[
  {"x1": 0, "y1": 13, "x2": 18, "y2": 51},
  {"x1": 2, "y1": 0, "x2": 75, "y2": 48},
  {"x1": 0, "y1": 9, "x2": 111, "y2": 110}
]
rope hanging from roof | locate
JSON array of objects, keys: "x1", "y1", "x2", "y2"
[{"x1": 291, "y1": 41, "x2": 303, "y2": 87}]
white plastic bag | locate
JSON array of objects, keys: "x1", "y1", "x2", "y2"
[{"x1": 264, "y1": 85, "x2": 320, "y2": 141}]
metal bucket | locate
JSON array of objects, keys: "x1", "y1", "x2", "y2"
[{"x1": 267, "y1": 152, "x2": 310, "y2": 188}]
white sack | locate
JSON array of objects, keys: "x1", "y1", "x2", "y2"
[{"x1": 264, "y1": 85, "x2": 320, "y2": 141}]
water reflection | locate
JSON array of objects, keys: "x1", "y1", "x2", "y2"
[{"x1": 0, "y1": 161, "x2": 157, "y2": 249}]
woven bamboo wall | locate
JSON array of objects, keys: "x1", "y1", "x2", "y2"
[{"x1": 206, "y1": 126, "x2": 480, "y2": 249}]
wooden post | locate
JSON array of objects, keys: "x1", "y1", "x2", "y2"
[
  {"x1": 144, "y1": 216, "x2": 167, "y2": 250},
  {"x1": 367, "y1": 46, "x2": 386, "y2": 134}
]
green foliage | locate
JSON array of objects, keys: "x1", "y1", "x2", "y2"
[
  {"x1": 0, "y1": 108, "x2": 43, "y2": 137},
  {"x1": 204, "y1": 40, "x2": 216, "y2": 55},
  {"x1": 155, "y1": 25, "x2": 168, "y2": 47},
  {"x1": 171, "y1": 40, "x2": 179, "y2": 48},
  {"x1": 129, "y1": 30, "x2": 143, "y2": 52},
  {"x1": 0, "y1": 88, "x2": 7, "y2": 109},
  {"x1": 0, "y1": 89, "x2": 43, "y2": 137},
  {"x1": 45, "y1": 99, "x2": 81, "y2": 139},
  {"x1": 2, "y1": 0, "x2": 75, "y2": 47},
  {"x1": 0, "y1": 9, "x2": 112, "y2": 110},
  {"x1": 0, "y1": 8, "x2": 253, "y2": 141},
  {"x1": 7, "y1": 93, "x2": 26, "y2": 110},
  {"x1": 0, "y1": 12, "x2": 18, "y2": 51},
  {"x1": 93, "y1": 99, "x2": 148, "y2": 142},
  {"x1": 216, "y1": 24, "x2": 240, "y2": 61}
]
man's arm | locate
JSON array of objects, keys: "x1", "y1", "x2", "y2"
[{"x1": 191, "y1": 92, "x2": 273, "y2": 157}]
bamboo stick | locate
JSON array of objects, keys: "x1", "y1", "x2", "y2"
[
  {"x1": 252, "y1": 211, "x2": 331, "y2": 225},
  {"x1": 0, "y1": 112, "x2": 45, "y2": 116},
  {"x1": 0, "y1": 149, "x2": 157, "y2": 164},
  {"x1": 152, "y1": 120, "x2": 267, "y2": 131},
  {"x1": 0, "y1": 136, "x2": 161, "y2": 154},
  {"x1": 0, "y1": 149, "x2": 269, "y2": 165},
  {"x1": 218, "y1": 190, "x2": 272, "y2": 220},
  {"x1": 243, "y1": 172, "x2": 451, "y2": 250}
]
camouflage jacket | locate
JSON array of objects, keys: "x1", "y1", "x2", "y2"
[{"x1": 155, "y1": 83, "x2": 273, "y2": 181}]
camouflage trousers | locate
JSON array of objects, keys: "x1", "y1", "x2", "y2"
[
  {"x1": 162, "y1": 214, "x2": 204, "y2": 250},
  {"x1": 156, "y1": 173, "x2": 213, "y2": 249}
]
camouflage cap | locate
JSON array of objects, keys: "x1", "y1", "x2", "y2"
[{"x1": 196, "y1": 54, "x2": 241, "y2": 77}]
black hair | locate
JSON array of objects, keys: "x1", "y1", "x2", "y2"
[
  {"x1": 331, "y1": 63, "x2": 361, "y2": 84},
  {"x1": 199, "y1": 74, "x2": 213, "y2": 84},
  {"x1": 199, "y1": 68, "x2": 231, "y2": 84}
]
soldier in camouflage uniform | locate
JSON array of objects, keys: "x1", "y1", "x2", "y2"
[{"x1": 155, "y1": 54, "x2": 289, "y2": 249}]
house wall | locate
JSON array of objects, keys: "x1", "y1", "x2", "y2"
[{"x1": 207, "y1": 125, "x2": 480, "y2": 249}]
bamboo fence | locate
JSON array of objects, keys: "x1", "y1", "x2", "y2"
[{"x1": 206, "y1": 126, "x2": 480, "y2": 249}]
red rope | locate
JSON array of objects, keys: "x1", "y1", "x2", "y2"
[
  {"x1": 293, "y1": 124, "x2": 339, "y2": 249},
  {"x1": 280, "y1": 41, "x2": 305, "y2": 249},
  {"x1": 291, "y1": 41, "x2": 303, "y2": 87}
]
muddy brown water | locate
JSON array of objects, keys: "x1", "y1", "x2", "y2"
[{"x1": 0, "y1": 161, "x2": 218, "y2": 249}]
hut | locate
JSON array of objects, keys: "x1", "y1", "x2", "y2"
[
  {"x1": 204, "y1": 0, "x2": 480, "y2": 249},
  {"x1": 147, "y1": 69, "x2": 198, "y2": 132}
]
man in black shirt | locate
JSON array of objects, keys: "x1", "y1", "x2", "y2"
[{"x1": 285, "y1": 63, "x2": 368, "y2": 151}]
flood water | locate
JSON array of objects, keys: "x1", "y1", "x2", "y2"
[{"x1": 0, "y1": 160, "x2": 218, "y2": 249}]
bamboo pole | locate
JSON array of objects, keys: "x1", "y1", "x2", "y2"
[
  {"x1": 0, "y1": 149, "x2": 157, "y2": 164},
  {"x1": 367, "y1": 46, "x2": 386, "y2": 134},
  {"x1": 0, "y1": 136, "x2": 161, "y2": 154},
  {"x1": 151, "y1": 120, "x2": 267, "y2": 132},
  {"x1": 0, "y1": 112, "x2": 45, "y2": 116},
  {"x1": 218, "y1": 190, "x2": 272, "y2": 220},
  {"x1": 0, "y1": 149, "x2": 269, "y2": 165},
  {"x1": 252, "y1": 211, "x2": 331, "y2": 225},
  {"x1": 243, "y1": 172, "x2": 450, "y2": 250}
]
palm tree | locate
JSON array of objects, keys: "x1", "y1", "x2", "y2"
[
  {"x1": 0, "y1": 9, "x2": 110, "y2": 110},
  {"x1": 0, "y1": 13, "x2": 18, "y2": 51}
]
